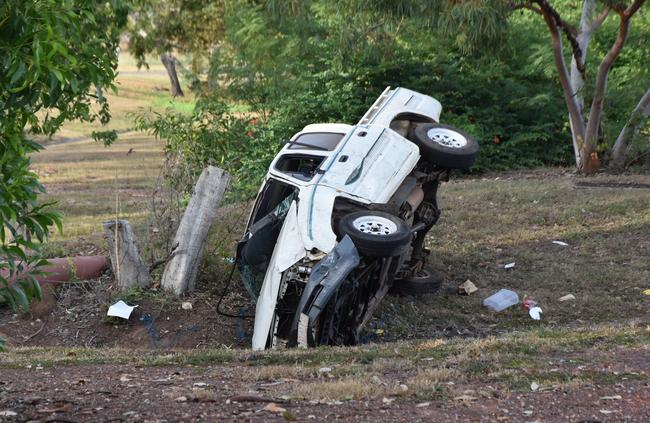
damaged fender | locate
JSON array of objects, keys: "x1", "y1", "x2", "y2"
[{"x1": 288, "y1": 235, "x2": 360, "y2": 347}]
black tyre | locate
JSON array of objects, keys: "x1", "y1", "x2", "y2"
[
  {"x1": 390, "y1": 265, "x2": 444, "y2": 295},
  {"x1": 412, "y1": 123, "x2": 479, "y2": 169},
  {"x1": 337, "y1": 211, "x2": 411, "y2": 257}
]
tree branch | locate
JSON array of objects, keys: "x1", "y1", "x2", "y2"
[
  {"x1": 538, "y1": 5, "x2": 586, "y2": 151},
  {"x1": 610, "y1": 87, "x2": 650, "y2": 167},
  {"x1": 149, "y1": 241, "x2": 179, "y2": 272},
  {"x1": 511, "y1": 2, "x2": 542, "y2": 14},
  {"x1": 584, "y1": 0, "x2": 646, "y2": 153},
  {"x1": 624, "y1": 0, "x2": 645, "y2": 16},
  {"x1": 587, "y1": 6, "x2": 610, "y2": 33},
  {"x1": 533, "y1": 0, "x2": 585, "y2": 76}
]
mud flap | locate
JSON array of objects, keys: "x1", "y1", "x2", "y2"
[{"x1": 288, "y1": 235, "x2": 360, "y2": 347}]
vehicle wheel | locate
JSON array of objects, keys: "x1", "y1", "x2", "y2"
[
  {"x1": 412, "y1": 123, "x2": 479, "y2": 169},
  {"x1": 337, "y1": 211, "x2": 411, "y2": 257},
  {"x1": 390, "y1": 265, "x2": 444, "y2": 295}
]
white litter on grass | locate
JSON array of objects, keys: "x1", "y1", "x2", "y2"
[
  {"x1": 558, "y1": 294, "x2": 576, "y2": 302},
  {"x1": 530, "y1": 382, "x2": 539, "y2": 391},
  {"x1": 552, "y1": 240, "x2": 569, "y2": 246},
  {"x1": 529, "y1": 306, "x2": 543, "y2": 320},
  {"x1": 107, "y1": 300, "x2": 138, "y2": 320},
  {"x1": 181, "y1": 302, "x2": 193, "y2": 310},
  {"x1": 504, "y1": 262, "x2": 516, "y2": 269},
  {"x1": 600, "y1": 395, "x2": 622, "y2": 401},
  {"x1": 0, "y1": 411, "x2": 18, "y2": 417}
]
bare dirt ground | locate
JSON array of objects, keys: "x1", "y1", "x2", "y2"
[
  {"x1": 1, "y1": 367, "x2": 648, "y2": 422},
  {"x1": 1, "y1": 327, "x2": 649, "y2": 422}
]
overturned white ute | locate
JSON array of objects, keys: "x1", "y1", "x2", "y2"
[{"x1": 236, "y1": 87, "x2": 479, "y2": 350}]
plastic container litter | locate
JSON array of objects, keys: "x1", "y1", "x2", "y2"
[{"x1": 483, "y1": 289, "x2": 519, "y2": 312}]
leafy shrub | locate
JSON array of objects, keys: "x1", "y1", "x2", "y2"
[
  {"x1": 0, "y1": 0, "x2": 127, "y2": 349},
  {"x1": 133, "y1": 1, "x2": 576, "y2": 200}
]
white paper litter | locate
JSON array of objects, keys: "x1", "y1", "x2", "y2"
[
  {"x1": 107, "y1": 300, "x2": 138, "y2": 319},
  {"x1": 0, "y1": 411, "x2": 18, "y2": 417},
  {"x1": 529, "y1": 306, "x2": 542, "y2": 320},
  {"x1": 552, "y1": 240, "x2": 569, "y2": 246},
  {"x1": 504, "y1": 262, "x2": 516, "y2": 269},
  {"x1": 558, "y1": 294, "x2": 576, "y2": 302}
]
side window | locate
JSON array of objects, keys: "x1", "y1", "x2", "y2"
[
  {"x1": 274, "y1": 154, "x2": 324, "y2": 182},
  {"x1": 289, "y1": 132, "x2": 344, "y2": 151}
]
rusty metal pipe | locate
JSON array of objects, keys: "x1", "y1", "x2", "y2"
[{"x1": 1, "y1": 256, "x2": 109, "y2": 284}]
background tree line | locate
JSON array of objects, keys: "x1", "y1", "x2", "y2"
[{"x1": 132, "y1": 0, "x2": 649, "y2": 197}]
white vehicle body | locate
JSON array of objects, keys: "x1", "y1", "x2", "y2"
[{"x1": 249, "y1": 87, "x2": 442, "y2": 350}]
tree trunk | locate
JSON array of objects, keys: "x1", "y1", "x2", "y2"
[
  {"x1": 539, "y1": 8, "x2": 587, "y2": 168},
  {"x1": 161, "y1": 166, "x2": 230, "y2": 297},
  {"x1": 160, "y1": 53, "x2": 184, "y2": 97},
  {"x1": 569, "y1": 0, "x2": 609, "y2": 166},
  {"x1": 610, "y1": 87, "x2": 650, "y2": 168},
  {"x1": 103, "y1": 219, "x2": 150, "y2": 290},
  {"x1": 581, "y1": 0, "x2": 645, "y2": 173}
]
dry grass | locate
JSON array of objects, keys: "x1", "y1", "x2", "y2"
[
  {"x1": 406, "y1": 367, "x2": 460, "y2": 398},
  {"x1": 42, "y1": 53, "x2": 195, "y2": 141},
  {"x1": 291, "y1": 377, "x2": 387, "y2": 401},
  {"x1": 31, "y1": 133, "x2": 163, "y2": 252},
  {"x1": 28, "y1": 51, "x2": 193, "y2": 254},
  {"x1": 1, "y1": 324, "x2": 647, "y2": 400},
  {"x1": 376, "y1": 170, "x2": 650, "y2": 339},
  {"x1": 241, "y1": 364, "x2": 312, "y2": 382}
]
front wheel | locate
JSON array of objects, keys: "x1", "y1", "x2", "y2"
[
  {"x1": 412, "y1": 123, "x2": 479, "y2": 169},
  {"x1": 337, "y1": 211, "x2": 411, "y2": 257}
]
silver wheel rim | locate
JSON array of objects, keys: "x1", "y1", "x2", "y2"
[
  {"x1": 426, "y1": 127, "x2": 468, "y2": 149},
  {"x1": 352, "y1": 216, "x2": 397, "y2": 236}
]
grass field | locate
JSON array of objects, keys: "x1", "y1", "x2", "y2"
[
  {"x1": 31, "y1": 53, "x2": 193, "y2": 254},
  {"x1": 43, "y1": 53, "x2": 195, "y2": 141},
  {"x1": 31, "y1": 133, "x2": 163, "y2": 251},
  {"x1": 374, "y1": 170, "x2": 650, "y2": 340}
]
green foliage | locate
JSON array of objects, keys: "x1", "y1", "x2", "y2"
[
  {"x1": 136, "y1": 0, "x2": 573, "y2": 199},
  {"x1": 133, "y1": 0, "x2": 648, "y2": 197},
  {"x1": 134, "y1": 98, "x2": 258, "y2": 198},
  {"x1": 128, "y1": 0, "x2": 225, "y2": 73},
  {"x1": 0, "y1": 0, "x2": 126, "y2": 329}
]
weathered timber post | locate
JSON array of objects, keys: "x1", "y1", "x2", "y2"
[
  {"x1": 161, "y1": 166, "x2": 230, "y2": 296},
  {"x1": 103, "y1": 219, "x2": 150, "y2": 290}
]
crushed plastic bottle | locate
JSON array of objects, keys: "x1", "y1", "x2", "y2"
[{"x1": 483, "y1": 289, "x2": 519, "y2": 312}]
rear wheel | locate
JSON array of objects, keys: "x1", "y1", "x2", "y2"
[
  {"x1": 390, "y1": 265, "x2": 444, "y2": 295},
  {"x1": 337, "y1": 211, "x2": 411, "y2": 257},
  {"x1": 412, "y1": 123, "x2": 479, "y2": 169}
]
